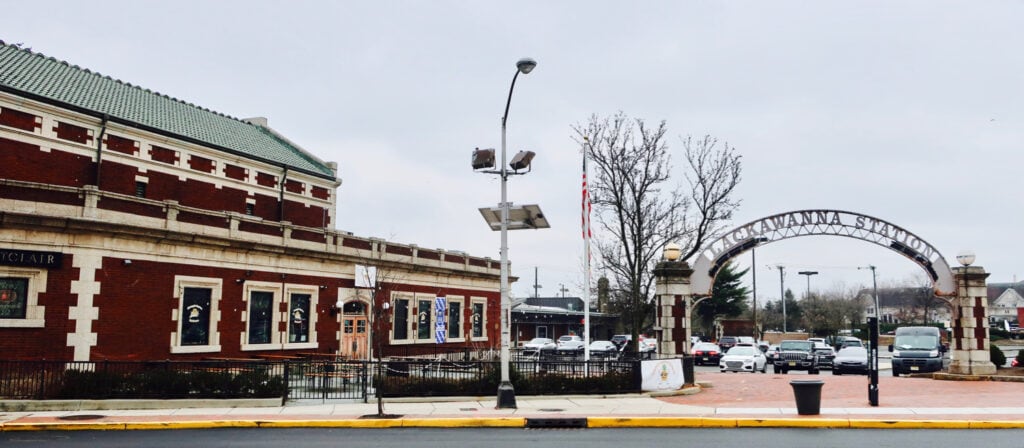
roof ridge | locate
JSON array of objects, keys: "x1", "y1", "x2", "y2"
[{"x1": 0, "y1": 39, "x2": 247, "y2": 124}]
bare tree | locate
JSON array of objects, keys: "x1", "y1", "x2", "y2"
[
  {"x1": 678, "y1": 136, "x2": 743, "y2": 262},
  {"x1": 573, "y1": 113, "x2": 743, "y2": 352}
]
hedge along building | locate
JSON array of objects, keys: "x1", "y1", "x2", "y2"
[
  {"x1": 0, "y1": 41, "x2": 500, "y2": 362},
  {"x1": 655, "y1": 209, "x2": 996, "y2": 376}
]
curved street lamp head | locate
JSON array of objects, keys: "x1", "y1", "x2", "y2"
[{"x1": 516, "y1": 58, "x2": 537, "y2": 74}]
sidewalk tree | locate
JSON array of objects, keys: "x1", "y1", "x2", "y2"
[{"x1": 573, "y1": 112, "x2": 742, "y2": 352}]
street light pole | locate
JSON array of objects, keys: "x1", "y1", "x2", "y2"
[
  {"x1": 798, "y1": 271, "x2": 819, "y2": 299},
  {"x1": 865, "y1": 265, "x2": 879, "y2": 406},
  {"x1": 496, "y1": 57, "x2": 536, "y2": 410}
]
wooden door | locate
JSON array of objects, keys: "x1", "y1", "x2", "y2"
[{"x1": 341, "y1": 315, "x2": 368, "y2": 359}]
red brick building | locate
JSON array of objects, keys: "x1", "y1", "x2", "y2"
[{"x1": 0, "y1": 41, "x2": 500, "y2": 362}]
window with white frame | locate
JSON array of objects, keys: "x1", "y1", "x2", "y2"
[
  {"x1": 416, "y1": 297, "x2": 433, "y2": 341},
  {"x1": 0, "y1": 268, "x2": 46, "y2": 328},
  {"x1": 284, "y1": 286, "x2": 318, "y2": 349},
  {"x1": 470, "y1": 297, "x2": 487, "y2": 341},
  {"x1": 391, "y1": 294, "x2": 412, "y2": 343},
  {"x1": 447, "y1": 296, "x2": 464, "y2": 341},
  {"x1": 171, "y1": 276, "x2": 222, "y2": 354},
  {"x1": 241, "y1": 281, "x2": 281, "y2": 351}
]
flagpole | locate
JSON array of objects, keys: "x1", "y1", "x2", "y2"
[{"x1": 583, "y1": 137, "x2": 592, "y2": 365}]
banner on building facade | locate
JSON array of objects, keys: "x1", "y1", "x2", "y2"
[{"x1": 434, "y1": 297, "x2": 446, "y2": 344}]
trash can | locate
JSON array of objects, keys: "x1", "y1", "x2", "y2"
[{"x1": 789, "y1": 380, "x2": 824, "y2": 415}]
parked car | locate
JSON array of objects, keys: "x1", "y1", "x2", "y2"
[
  {"x1": 765, "y1": 344, "x2": 781, "y2": 364},
  {"x1": 692, "y1": 342, "x2": 722, "y2": 366},
  {"x1": 588, "y1": 340, "x2": 619, "y2": 359},
  {"x1": 718, "y1": 336, "x2": 739, "y2": 351},
  {"x1": 833, "y1": 346, "x2": 869, "y2": 375},
  {"x1": 522, "y1": 337, "x2": 555, "y2": 355},
  {"x1": 773, "y1": 340, "x2": 820, "y2": 374},
  {"x1": 639, "y1": 338, "x2": 657, "y2": 353},
  {"x1": 610, "y1": 334, "x2": 632, "y2": 349},
  {"x1": 838, "y1": 337, "x2": 864, "y2": 349},
  {"x1": 556, "y1": 335, "x2": 586, "y2": 354},
  {"x1": 719, "y1": 344, "x2": 768, "y2": 373},
  {"x1": 813, "y1": 345, "x2": 836, "y2": 369}
]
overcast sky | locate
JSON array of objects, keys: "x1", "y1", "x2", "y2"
[{"x1": 3, "y1": 1, "x2": 1022, "y2": 304}]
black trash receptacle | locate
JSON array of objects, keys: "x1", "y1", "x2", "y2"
[{"x1": 789, "y1": 380, "x2": 824, "y2": 415}]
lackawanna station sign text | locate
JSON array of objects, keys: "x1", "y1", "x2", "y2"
[{"x1": 701, "y1": 210, "x2": 941, "y2": 263}]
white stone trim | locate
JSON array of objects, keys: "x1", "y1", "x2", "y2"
[
  {"x1": 170, "y1": 276, "x2": 222, "y2": 354},
  {"x1": 0, "y1": 266, "x2": 47, "y2": 328},
  {"x1": 66, "y1": 252, "x2": 101, "y2": 361}
]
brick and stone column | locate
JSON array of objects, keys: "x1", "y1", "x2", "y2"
[
  {"x1": 653, "y1": 261, "x2": 693, "y2": 356},
  {"x1": 948, "y1": 265, "x2": 997, "y2": 375}
]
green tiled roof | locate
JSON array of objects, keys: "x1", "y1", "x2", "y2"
[{"x1": 0, "y1": 41, "x2": 334, "y2": 179}]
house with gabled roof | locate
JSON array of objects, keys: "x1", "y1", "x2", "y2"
[
  {"x1": 0, "y1": 40, "x2": 501, "y2": 362},
  {"x1": 988, "y1": 281, "x2": 1024, "y2": 326}
]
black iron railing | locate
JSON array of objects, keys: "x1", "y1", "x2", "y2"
[{"x1": 1, "y1": 356, "x2": 645, "y2": 402}]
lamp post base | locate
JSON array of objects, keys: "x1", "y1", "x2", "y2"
[{"x1": 496, "y1": 381, "x2": 517, "y2": 409}]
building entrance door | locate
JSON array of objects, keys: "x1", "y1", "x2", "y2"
[{"x1": 341, "y1": 315, "x2": 368, "y2": 360}]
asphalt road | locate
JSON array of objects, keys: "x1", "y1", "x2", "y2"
[{"x1": 3, "y1": 428, "x2": 1024, "y2": 448}]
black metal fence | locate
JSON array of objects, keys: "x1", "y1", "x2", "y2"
[
  {"x1": 0, "y1": 359, "x2": 286, "y2": 400},
  {"x1": 1, "y1": 356, "x2": 645, "y2": 402}
]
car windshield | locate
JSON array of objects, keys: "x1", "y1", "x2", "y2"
[
  {"x1": 780, "y1": 341, "x2": 811, "y2": 350},
  {"x1": 528, "y1": 338, "x2": 549, "y2": 344},
  {"x1": 837, "y1": 347, "x2": 867, "y2": 358},
  {"x1": 694, "y1": 343, "x2": 718, "y2": 351},
  {"x1": 559, "y1": 336, "x2": 576, "y2": 342},
  {"x1": 727, "y1": 346, "x2": 755, "y2": 356},
  {"x1": 894, "y1": 335, "x2": 938, "y2": 350}
]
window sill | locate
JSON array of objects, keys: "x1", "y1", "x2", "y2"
[
  {"x1": 170, "y1": 344, "x2": 223, "y2": 354},
  {"x1": 0, "y1": 318, "x2": 45, "y2": 328}
]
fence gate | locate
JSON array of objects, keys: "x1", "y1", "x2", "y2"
[{"x1": 285, "y1": 360, "x2": 370, "y2": 401}]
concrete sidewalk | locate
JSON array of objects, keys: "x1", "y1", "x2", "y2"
[{"x1": 3, "y1": 372, "x2": 1023, "y2": 430}]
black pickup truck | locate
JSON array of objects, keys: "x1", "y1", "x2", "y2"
[{"x1": 772, "y1": 340, "x2": 820, "y2": 374}]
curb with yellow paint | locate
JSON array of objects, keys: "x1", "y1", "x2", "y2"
[{"x1": 1, "y1": 416, "x2": 1014, "y2": 431}]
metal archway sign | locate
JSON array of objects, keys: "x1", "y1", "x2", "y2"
[{"x1": 690, "y1": 209, "x2": 956, "y2": 296}]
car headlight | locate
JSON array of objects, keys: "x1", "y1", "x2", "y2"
[
  {"x1": 929, "y1": 349, "x2": 939, "y2": 357},
  {"x1": 805, "y1": 354, "x2": 814, "y2": 360},
  {"x1": 892, "y1": 350, "x2": 901, "y2": 357}
]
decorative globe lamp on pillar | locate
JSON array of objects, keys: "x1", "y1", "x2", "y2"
[
  {"x1": 948, "y1": 250, "x2": 997, "y2": 375},
  {"x1": 653, "y1": 242, "x2": 694, "y2": 357}
]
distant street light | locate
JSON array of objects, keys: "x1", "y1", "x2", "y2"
[{"x1": 798, "y1": 271, "x2": 818, "y2": 299}]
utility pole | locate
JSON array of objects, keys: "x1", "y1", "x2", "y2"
[
  {"x1": 752, "y1": 248, "x2": 758, "y2": 341},
  {"x1": 559, "y1": 284, "x2": 569, "y2": 298},
  {"x1": 776, "y1": 265, "x2": 786, "y2": 333}
]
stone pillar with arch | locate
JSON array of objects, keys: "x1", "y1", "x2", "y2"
[
  {"x1": 948, "y1": 262, "x2": 997, "y2": 375},
  {"x1": 654, "y1": 243, "x2": 694, "y2": 357}
]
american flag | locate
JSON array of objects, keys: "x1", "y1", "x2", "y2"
[{"x1": 582, "y1": 155, "x2": 591, "y2": 240}]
